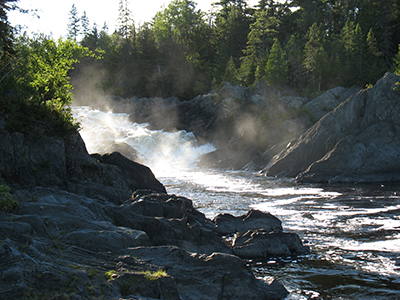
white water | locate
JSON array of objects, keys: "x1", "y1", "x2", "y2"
[
  {"x1": 73, "y1": 106, "x2": 400, "y2": 300},
  {"x1": 73, "y1": 106, "x2": 215, "y2": 174}
]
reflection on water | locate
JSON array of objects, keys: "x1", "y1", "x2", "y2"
[
  {"x1": 74, "y1": 106, "x2": 400, "y2": 300},
  {"x1": 164, "y1": 171, "x2": 400, "y2": 300}
]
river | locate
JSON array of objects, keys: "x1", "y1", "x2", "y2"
[{"x1": 73, "y1": 106, "x2": 400, "y2": 300}]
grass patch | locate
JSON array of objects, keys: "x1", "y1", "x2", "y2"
[{"x1": 142, "y1": 270, "x2": 167, "y2": 281}]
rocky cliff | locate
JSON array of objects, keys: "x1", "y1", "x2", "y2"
[{"x1": 264, "y1": 72, "x2": 400, "y2": 183}]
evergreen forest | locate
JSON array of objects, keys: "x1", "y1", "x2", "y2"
[
  {"x1": 2, "y1": 0, "x2": 400, "y2": 111},
  {"x1": 71, "y1": 0, "x2": 400, "y2": 99}
]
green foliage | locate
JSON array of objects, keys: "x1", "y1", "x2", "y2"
[
  {"x1": 88, "y1": 269, "x2": 98, "y2": 278},
  {"x1": 14, "y1": 36, "x2": 95, "y2": 105},
  {"x1": 265, "y1": 39, "x2": 288, "y2": 86},
  {"x1": 0, "y1": 184, "x2": 18, "y2": 212},
  {"x1": 394, "y1": 44, "x2": 400, "y2": 75},
  {"x1": 0, "y1": 35, "x2": 95, "y2": 135},
  {"x1": 16, "y1": 0, "x2": 398, "y2": 100},
  {"x1": 222, "y1": 56, "x2": 240, "y2": 85},
  {"x1": 104, "y1": 270, "x2": 117, "y2": 280}
]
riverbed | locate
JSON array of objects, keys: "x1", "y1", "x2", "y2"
[{"x1": 73, "y1": 106, "x2": 400, "y2": 300}]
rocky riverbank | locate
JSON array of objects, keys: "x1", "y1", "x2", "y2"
[
  {"x1": 264, "y1": 72, "x2": 400, "y2": 183},
  {"x1": 88, "y1": 72, "x2": 400, "y2": 184},
  {"x1": 0, "y1": 119, "x2": 308, "y2": 299}
]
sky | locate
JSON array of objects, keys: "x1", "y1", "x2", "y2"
[{"x1": 8, "y1": 0, "x2": 259, "y2": 39}]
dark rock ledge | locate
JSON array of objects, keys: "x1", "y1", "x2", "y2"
[{"x1": 0, "y1": 122, "x2": 307, "y2": 299}]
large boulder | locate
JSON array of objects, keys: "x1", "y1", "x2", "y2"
[
  {"x1": 212, "y1": 209, "x2": 282, "y2": 235},
  {"x1": 264, "y1": 72, "x2": 400, "y2": 183},
  {"x1": 91, "y1": 152, "x2": 166, "y2": 194},
  {"x1": 232, "y1": 230, "x2": 309, "y2": 258},
  {"x1": 109, "y1": 192, "x2": 229, "y2": 255}
]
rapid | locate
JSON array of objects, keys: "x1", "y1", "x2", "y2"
[{"x1": 73, "y1": 106, "x2": 400, "y2": 300}]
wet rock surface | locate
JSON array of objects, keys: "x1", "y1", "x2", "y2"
[
  {"x1": 232, "y1": 230, "x2": 309, "y2": 259},
  {"x1": 265, "y1": 72, "x2": 400, "y2": 183},
  {"x1": 0, "y1": 124, "x2": 305, "y2": 299},
  {"x1": 212, "y1": 209, "x2": 283, "y2": 235},
  {"x1": 0, "y1": 185, "x2": 299, "y2": 299}
]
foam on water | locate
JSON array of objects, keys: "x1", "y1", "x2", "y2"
[
  {"x1": 72, "y1": 106, "x2": 400, "y2": 299},
  {"x1": 73, "y1": 106, "x2": 215, "y2": 175}
]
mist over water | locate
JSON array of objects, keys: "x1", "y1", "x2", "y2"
[
  {"x1": 72, "y1": 106, "x2": 400, "y2": 300},
  {"x1": 72, "y1": 106, "x2": 215, "y2": 175}
]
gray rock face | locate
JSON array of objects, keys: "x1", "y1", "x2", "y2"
[
  {"x1": 0, "y1": 184, "x2": 293, "y2": 299},
  {"x1": 123, "y1": 246, "x2": 288, "y2": 300},
  {"x1": 213, "y1": 209, "x2": 282, "y2": 235},
  {"x1": 0, "y1": 88, "x2": 313, "y2": 299},
  {"x1": 305, "y1": 86, "x2": 360, "y2": 121},
  {"x1": 264, "y1": 72, "x2": 400, "y2": 183},
  {"x1": 0, "y1": 130, "x2": 67, "y2": 187},
  {"x1": 0, "y1": 122, "x2": 166, "y2": 202},
  {"x1": 232, "y1": 230, "x2": 309, "y2": 258}
]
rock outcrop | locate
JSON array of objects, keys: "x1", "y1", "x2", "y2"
[
  {"x1": 0, "y1": 121, "x2": 307, "y2": 299},
  {"x1": 0, "y1": 118, "x2": 165, "y2": 203},
  {"x1": 0, "y1": 185, "x2": 297, "y2": 299},
  {"x1": 71, "y1": 73, "x2": 400, "y2": 183},
  {"x1": 213, "y1": 209, "x2": 283, "y2": 235},
  {"x1": 264, "y1": 72, "x2": 400, "y2": 183},
  {"x1": 88, "y1": 81, "x2": 359, "y2": 171}
]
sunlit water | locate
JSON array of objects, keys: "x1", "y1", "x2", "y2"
[{"x1": 73, "y1": 106, "x2": 400, "y2": 300}]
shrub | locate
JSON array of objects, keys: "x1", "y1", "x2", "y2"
[{"x1": 0, "y1": 184, "x2": 18, "y2": 212}]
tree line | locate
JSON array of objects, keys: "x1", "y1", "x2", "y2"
[
  {"x1": 67, "y1": 0, "x2": 400, "y2": 99},
  {"x1": 1, "y1": 0, "x2": 400, "y2": 108}
]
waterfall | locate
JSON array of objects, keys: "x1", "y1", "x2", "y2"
[{"x1": 72, "y1": 106, "x2": 215, "y2": 175}]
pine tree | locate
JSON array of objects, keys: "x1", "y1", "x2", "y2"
[
  {"x1": 285, "y1": 35, "x2": 304, "y2": 89},
  {"x1": 353, "y1": 23, "x2": 364, "y2": 84},
  {"x1": 341, "y1": 18, "x2": 365, "y2": 85},
  {"x1": 240, "y1": 8, "x2": 278, "y2": 86},
  {"x1": 0, "y1": 0, "x2": 17, "y2": 57},
  {"x1": 303, "y1": 22, "x2": 328, "y2": 93},
  {"x1": 81, "y1": 23, "x2": 99, "y2": 50},
  {"x1": 254, "y1": 54, "x2": 268, "y2": 83},
  {"x1": 212, "y1": 2, "x2": 252, "y2": 82},
  {"x1": 118, "y1": 0, "x2": 133, "y2": 40},
  {"x1": 365, "y1": 28, "x2": 385, "y2": 84},
  {"x1": 67, "y1": 4, "x2": 80, "y2": 41},
  {"x1": 265, "y1": 38, "x2": 288, "y2": 86},
  {"x1": 81, "y1": 11, "x2": 90, "y2": 37},
  {"x1": 222, "y1": 56, "x2": 240, "y2": 84}
]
